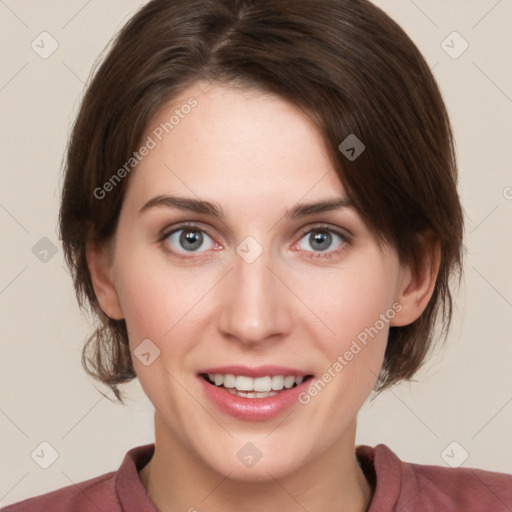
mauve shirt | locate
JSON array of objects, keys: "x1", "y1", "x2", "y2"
[{"x1": 2, "y1": 443, "x2": 512, "y2": 511}]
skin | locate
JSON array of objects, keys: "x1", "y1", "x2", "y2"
[{"x1": 87, "y1": 81, "x2": 440, "y2": 512}]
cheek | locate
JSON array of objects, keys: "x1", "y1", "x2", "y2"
[
  {"x1": 113, "y1": 244, "x2": 213, "y2": 369},
  {"x1": 112, "y1": 243, "x2": 181, "y2": 349},
  {"x1": 300, "y1": 258, "x2": 398, "y2": 348},
  {"x1": 296, "y1": 254, "x2": 399, "y2": 405},
  {"x1": 117, "y1": 274, "x2": 168, "y2": 343}
]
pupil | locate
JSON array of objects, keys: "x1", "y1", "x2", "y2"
[
  {"x1": 180, "y1": 230, "x2": 203, "y2": 251},
  {"x1": 311, "y1": 231, "x2": 331, "y2": 251}
]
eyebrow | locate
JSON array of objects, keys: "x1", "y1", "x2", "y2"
[{"x1": 138, "y1": 194, "x2": 353, "y2": 220}]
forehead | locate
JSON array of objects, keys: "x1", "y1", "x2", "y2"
[{"x1": 122, "y1": 81, "x2": 346, "y2": 213}]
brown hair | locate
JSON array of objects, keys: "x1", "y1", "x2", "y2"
[{"x1": 59, "y1": 0, "x2": 464, "y2": 404}]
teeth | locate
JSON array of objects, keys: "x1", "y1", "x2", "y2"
[
  {"x1": 271, "y1": 375, "x2": 284, "y2": 390},
  {"x1": 236, "y1": 375, "x2": 254, "y2": 391},
  {"x1": 283, "y1": 376, "x2": 295, "y2": 389},
  {"x1": 254, "y1": 376, "x2": 272, "y2": 392},
  {"x1": 223, "y1": 374, "x2": 236, "y2": 388},
  {"x1": 205, "y1": 373, "x2": 306, "y2": 392},
  {"x1": 225, "y1": 388, "x2": 279, "y2": 399}
]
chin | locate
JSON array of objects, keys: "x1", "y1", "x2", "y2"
[{"x1": 199, "y1": 439, "x2": 308, "y2": 482}]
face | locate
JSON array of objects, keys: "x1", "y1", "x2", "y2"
[{"x1": 102, "y1": 81, "x2": 409, "y2": 480}]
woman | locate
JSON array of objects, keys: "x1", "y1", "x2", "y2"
[{"x1": 3, "y1": 0, "x2": 511, "y2": 511}]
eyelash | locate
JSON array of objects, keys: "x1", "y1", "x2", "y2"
[{"x1": 157, "y1": 222, "x2": 351, "y2": 262}]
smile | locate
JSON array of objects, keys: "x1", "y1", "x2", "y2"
[
  {"x1": 201, "y1": 373, "x2": 309, "y2": 398},
  {"x1": 197, "y1": 366, "x2": 315, "y2": 420}
]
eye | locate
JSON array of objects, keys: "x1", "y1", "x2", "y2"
[
  {"x1": 296, "y1": 225, "x2": 349, "y2": 259},
  {"x1": 160, "y1": 224, "x2": 216, "y2": 258},
  {"x1": 158, "y1": 222, "x2": 350, "y2": 261}
]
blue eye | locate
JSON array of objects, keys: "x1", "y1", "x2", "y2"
[
  {"x1": 164, "y1": 226, "x2": 215, "y2": 254},
  {"x1": 296, "y1": 226, "x2": 349, "y2": 259},
  {"x1": 159, "y1": 222, "x2": 350, "y2": 262}
]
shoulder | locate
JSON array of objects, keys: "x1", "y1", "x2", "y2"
[
  {"x1": 357, "y1": 443, "x2": 512, "y2": 511},
  {"x1": 408, "y1": 457, "x2": 512, "y2": 510},
  {"x1": 0, "y1": 472, "x2": 118, "y2": 512},
  {"x1": 1, "y1": 443, "x2": 155, "y2": 512}
]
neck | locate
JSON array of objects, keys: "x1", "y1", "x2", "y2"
[{"x1": 139, "y1": 415, "x2": 373, "y2": 512}]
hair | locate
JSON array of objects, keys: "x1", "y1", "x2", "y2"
[{"x1": 59, "y1": 0, "x2": 464, "y2": 404}]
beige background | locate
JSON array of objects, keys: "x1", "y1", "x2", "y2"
[{"x1": 1, "y1": 0, "x2": 511, "y2": 507}]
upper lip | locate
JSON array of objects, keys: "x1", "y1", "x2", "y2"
[{"x1": 198, "y1": 365, "x2": 313, "y2": 378}]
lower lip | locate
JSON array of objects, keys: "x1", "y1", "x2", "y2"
[{"x1": 198, "y1": 375, "x2": 313, "y2": 421}]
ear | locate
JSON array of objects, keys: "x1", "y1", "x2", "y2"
[
  {"x1": 85, "y1": 239, "x2": 124, "y2": 320},
  {"x1": 390, "y1": 233, "x2": 441, "y2": 327}
]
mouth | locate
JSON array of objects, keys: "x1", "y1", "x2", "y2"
[{"x1": 199, "y1": 372, "x2": 315, "y2": 399}]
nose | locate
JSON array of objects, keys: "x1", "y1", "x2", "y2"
[{"x1": 217, "y1": 244, "x2": 293, "y2": 348}]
